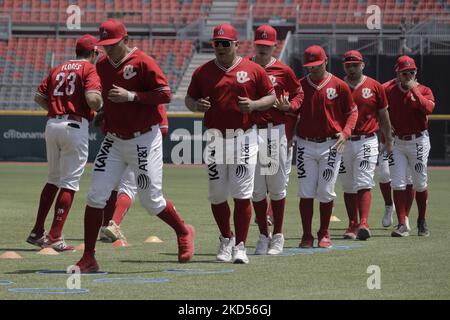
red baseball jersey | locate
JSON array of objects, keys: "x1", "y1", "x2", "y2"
[
  {"x1": 96, "y1": 47, "x2": 171, "y2": 136},
  {"x1": 246, "y1": 56, "x2": 303, "y2": 126},
  {"x1": 348, "y1": 76, "x2": 387, "y2": 135},
  {"x1": 296, "y1": 73, "x2": 357, "y2": 138},
  {"x1": 187, "y1": 57, "x2": 275, "y2": 132},
  {"x1": 385, "y1": 81, "x2": 435, "y2": 136},
  {"x1": 36, "y1": 60, "x2": 101, "y2": 121}
]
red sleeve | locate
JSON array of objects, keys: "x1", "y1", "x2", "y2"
[
  {"x1": 340, "y1": 82, "x2": 358, "y2": 138},
  {"x1": 83, "y1": 63, "x2": 102, "y2": 94},
  {"x1": 256, "y1": 67, "x2": 275, "y2": 98},
  {"x1": 285, "y1": 67, "x2": 303, "y2": 113},
  {"x1": 376, "y1": 82, "x2": 388, "y2": 111},
  {"x1": 134, "y1": 57, "x2": 171, "y2": 105},
  {"x1": 410, "y1": 86, "x2": 435, "y2": 115},
  {"x1": 36, "y1": 73, "x2": 50, "y2": 99},
  {"x1": 187, "y1": 67, "x2": 202, "y2": 99}
]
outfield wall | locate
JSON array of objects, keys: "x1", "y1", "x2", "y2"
[{"x1": 0, "y1": 113, "x2": 449, "y2": 165}]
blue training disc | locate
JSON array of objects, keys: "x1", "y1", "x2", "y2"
[
  {"x1": 165, "y1": 268, "x2": 234, "y2": 275},
  {"x1": 94, "y1": 277, "x2": 170, "y2": 284},
  {"x1": 36, "y1": 270, "x2": 109, "y2": 276},
  {"x1": 8, "y1": 288, "x2": 89, "y2": 294}
]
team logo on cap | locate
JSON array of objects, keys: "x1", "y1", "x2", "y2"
[
  {"x1": 309, "y1": 55, "x2": 315, "y2": 61},
  {"x1": 362, "y1": 88, "x2": 373, "y2": 99},
  {"x1": 217, "y1": 28, "x2": 224, "y2": 36},
  {"x1": 405, "y1": 60, "x2": 411, "y2": 66},
  {"x1": 261, "y1": 31, "x2": 268, "y2": 39},
  {"x1": 101, "y1": 29, "x2": 108, "y2": 39}
]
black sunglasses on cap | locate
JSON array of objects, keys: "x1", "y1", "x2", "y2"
[{"x1": 212, "y1": 40, "x2": 234, "y2": 48}]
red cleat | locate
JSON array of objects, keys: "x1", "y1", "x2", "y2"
[
  {"x1": 75, "y1": 252, "x2": 99, "y2": 273},
  {"x1": 299, "y1": 234, "x2": 314, "y2": 248},
  {"x1": 318, "y1": 230, "x2": 332, "y2": 248},
  {"x1": 177, "y1": 224, "x2": 195, "y2": 263},
  {"x1": 356, "y1": 221, "x2": 371, "y2": 241},
  {"x1": 343, "y1": 222, "x2": 359, "y2": 240}
]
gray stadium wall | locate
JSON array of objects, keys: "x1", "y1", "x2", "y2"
[{"x1": 0, "y1": 114, "x2": 448, "y2": 165}]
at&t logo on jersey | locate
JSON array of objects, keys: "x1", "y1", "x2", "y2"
[
  {"x1": 326, "y1": 88, "x2": 338, "y2": 100},
  {"x1": 362, "y1": 88, "x2": 373, "y2": 99},
  {"x1": 123, "y1": 64, "x2": 137, "y2": 80},
  {"x1": 236, "y1": 71, "x2": 250, "y2": 84}
]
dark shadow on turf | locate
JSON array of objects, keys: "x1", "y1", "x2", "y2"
[
  {"x1": 4, "y1": 270, "x2": 41, "y2": 274},
  {"x1": 120, "y1": 259, "x2": 218, "y2": 264},
  {"x1": 0, "y1": 248, "x2": 38, "y2": 252}
]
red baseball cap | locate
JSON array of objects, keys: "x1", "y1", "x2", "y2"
[
  {"x1": 76, "y1": 34, "x2": 97, "y2": 52},
  {"x1": 343, "y1": 50, "x2": 364, "y2": 64},
  {"x1": 395, "y1": 55, "x2": 417, "y2": 72},
  {"x1": 254, "y1": 24, "x2": 277, "y2": 46},
  {"x1": 303, "y1": 45, "x2": 327, "y2": 67},
  {"x1": 97, "y1": 19, "x2": 127, "y2": 46},
  {"x1": 212, "y1": 24, "x2": 238, "y2": 41}
]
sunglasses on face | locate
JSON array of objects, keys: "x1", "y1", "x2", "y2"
[
  {"x1": 401, "y1": 70, "x2": 416, "y2": 76},
  {"x1": 212, "y1": 40, "x2": 234, "y2": 48}
]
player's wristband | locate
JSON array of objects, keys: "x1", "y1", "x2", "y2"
[{"x1": 127, "y1": 91, "x2": 136, "y2": 102}]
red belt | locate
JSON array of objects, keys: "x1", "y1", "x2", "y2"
[
  {"x1": 396, "y1": 132, "x2": 424, "y2": 141},
  {"x1": 50, "y1": 114, "x2": 83, "y2": 122},
  {"x1": 299, "y1": 136, "x2": 337, "y2": 143},
  {"x1": 349, "y1": 132, "x2": 376, "y2": 141},
  {"x1": 110, "y1": 127, "x2": 152, "y2": 140}
]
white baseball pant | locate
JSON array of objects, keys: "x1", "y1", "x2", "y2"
[
  {"x1": 390, "y1": 131, "x2": 430, "y2": 192},
  {"x1": 45, "y1": 115, "x2": 89, "y2": 191},
  {"x1": 253, "y1": 124, "x2": 288, "y2": 202},
  {"x1": 295, "y1": 137, "x2": 342, "y2": 203},
  {"x1": 87, "y1": 124, "x2": 166, "y2": 215},
  {"x1": 339, "y1": 135, "x2": 379, "y2": 193},
  {"x1": 206, "y1": 128, "x2": 258, "y2": 204}
]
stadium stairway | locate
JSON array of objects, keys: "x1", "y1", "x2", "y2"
[
  {"x1": 173, "y1": 53, "x2": 215, "y2": 100},
  {"x1": 203, "y1": 0, "x2": 239, "y2": 39}
]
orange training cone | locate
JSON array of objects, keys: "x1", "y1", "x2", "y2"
[
  {"x1": 37, "y1": 248, "x2": 60, "y2": 255},
  {"x1": 144, "y1": 236, "x2": 163, "y2": 243},
  {"x1": 0, "y1": 251, "x2": 23, "y2": 259},
  {"x1": 330, "y1": 215, "x2": 341, "y2": 222},
  {"x1": 112, "y1": 239, "x2": 129, "y2": 247}
]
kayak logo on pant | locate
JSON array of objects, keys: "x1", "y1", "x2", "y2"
[
  {"x1": 236, "y1": 165, "x2": 248, "y2": 179},
  {"x1": 94, "y1": 137, "x2": 114, "y2": 172},
  {"x1": 388, "y1": 153, "x2": 394, "y2": 167},
  {"x1": 207, "y1": 147, "x2": 219, "y2": 181},
  {"x1": 296, "y1": 146, "x2": 306, "y2": 179},
  {"x1": 137, "y1": 173, "x2": 150, "y2": 189},
  {"x1": 339, "y1": 160, "x2": 346, "y2": 174},
  {"x1": 137, "y1": 145, "x2": 148, "y2": 172}
]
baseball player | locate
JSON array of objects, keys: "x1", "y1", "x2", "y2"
[
  {"x1": 73, "y1": 20, "x2": 195, "y2": 273},
  {"x1": 381, "y1": 80, "x2": 416, "y2": 231},
  {"x1": 100, "y1": 105, "x2": 170, "y2": 242},
  {"x1": 386, "y1": 55, "x2": 435, "y2": 237},
  {"x1": 296, "y1": 45, "x2": 358, "y2": 248},
  {"x1": 247, "y1": 25, "x2": 303, "y2": 255},
  {"x1": 26, "y1": 35, "x2": 103, "y2": 251},
  {"x1": 339, "y1": 50, "x2": 393, "y2": 241},
  {"x1": 185, "y1": 24, "x2": 275, "y2": 264}
]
